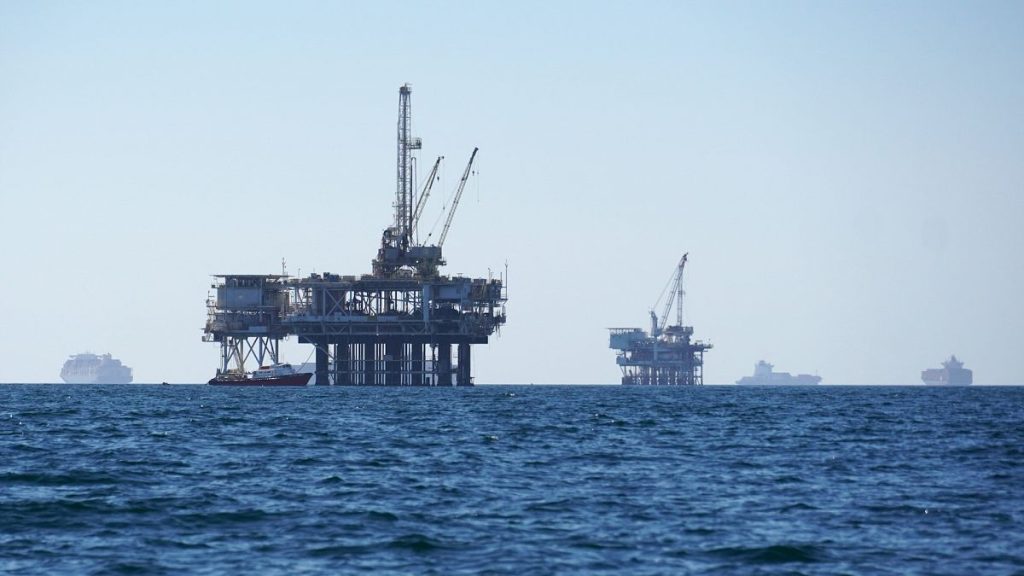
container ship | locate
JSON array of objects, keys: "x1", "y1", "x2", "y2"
[
  {"x1": 921, "y1": 355, "x2": 972, "y2": 385},
  {"x1": 735, "y1": 360, "x2": 821, "y2": 385},
  {"x1": 60, "y1": 353, "x2": 133, "y2": 384}
]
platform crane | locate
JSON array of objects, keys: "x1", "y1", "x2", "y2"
[
  {"x1": 411, "y1": 155, "x2": 443, "y2": 242},
  {"x1": 651, "y1": 253, "x2": 688, "y2": 337},
  {"x1": 436, "y1": 147, "x2": 478, "y2": 247}
]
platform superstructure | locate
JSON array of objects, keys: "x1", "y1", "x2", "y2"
[
  {"x1": 609, "y1": 254, "x2": 712, "y2": 385},
  {"x1": 203, "y1": 84, "x2": 506, "y2": 386}
]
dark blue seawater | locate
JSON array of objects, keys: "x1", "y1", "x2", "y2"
[{"x1": 1, "y1": 385, "x2": 1022, "y2": 575}]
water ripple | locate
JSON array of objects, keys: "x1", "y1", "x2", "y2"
[{"x1": 0, "y1": 384, "x2": 1021, "y2": 574}]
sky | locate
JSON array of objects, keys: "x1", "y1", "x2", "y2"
[{"x1": 1, "y1": 1, "x2": 1022, "y2": 384}]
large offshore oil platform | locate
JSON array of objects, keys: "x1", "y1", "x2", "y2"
[
  {"x1": 608, "y1": 254, "x2": 712, "y2": 385},
  {"x1": 202, "y1": 84, "x2": 507, "y2": 386}
]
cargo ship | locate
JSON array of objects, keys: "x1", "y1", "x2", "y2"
[
  {"x1": 60, "y1": 353, "x2": 133, "y2": 384},
  {"x1": 735, "y1": 360, "x2": 821, "y2": 385},
  {"x1": 208, "y1": 363, "x2": 312, "y2": 386},
  {"x1": 921, "y1": 355, "x2": 973, "y2": 385}
]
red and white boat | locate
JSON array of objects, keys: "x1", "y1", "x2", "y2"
[{"x1": 208, "y1": 363, "x2": 313, "y2": 386}]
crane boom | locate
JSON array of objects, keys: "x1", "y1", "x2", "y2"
[
  {"x1": 411, "y1": 155, "x2": 442, "y2": 239},
  {"x1": 437, "y1": 147, "x2": 478, "y2": 247},
  {"x1": 658, "y1": 253, "x2": 687, "y2": 335},
  {"x1": 676, "y1": 253, "x2": 687, "y2": 327}
]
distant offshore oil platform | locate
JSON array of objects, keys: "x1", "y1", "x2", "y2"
[
  {"x1": 202, "y1": 84, "x2": 507, "y2": 386},
  {"x1": 609, "y1": 254, "x2": 712, "y2": 385}
]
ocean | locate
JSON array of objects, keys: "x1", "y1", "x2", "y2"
[{"x1": 1, "y1": 384, "x2": 1022, "y2": 575}]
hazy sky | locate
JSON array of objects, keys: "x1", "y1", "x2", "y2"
[{"x1": 1, "y1": 1, "x2": 1022, "y2": 384}]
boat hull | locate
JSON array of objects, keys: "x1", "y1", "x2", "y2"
[{"x1": 208, "y1": 373, "x2": 313, "y2": 386}]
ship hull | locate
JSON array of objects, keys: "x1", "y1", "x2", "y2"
[
  {"x1": 208, "y1": 373, "x2": 313, "y2": 386},
  {"x1": 735, "y1": 379, "x2": 820, "y2": 386},
  {"x1": 60, "y1": 376, "x2": 133, "y2": 384},
  {"x1": 921, "y1": 375, "x2": 972, "y2": 386}
]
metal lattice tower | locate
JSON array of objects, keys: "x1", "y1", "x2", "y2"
[
  {"x1": 395, "y1": 84, "x2": 421, "y2": 245},
  {"x1": 374, "y1": 84, "x2": 476, "y2": 280}
]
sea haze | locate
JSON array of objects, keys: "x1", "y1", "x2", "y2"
[{"x1": 1, "y1": 385, "x2": 1022, "y2": 574}]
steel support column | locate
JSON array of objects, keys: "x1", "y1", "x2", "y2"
[
  {"x1": 456, "y1": 343, "x2": 471, "y2": 386},
  {"x1": 411, "y1": 343, "x2": 424, "y2": 386},
  {"x1": 437, "y1": 343, "x2": 451, "y2": 387},
  {"x1": 365, "y1": 343, "x2": 377, "y2": 386},
  {"x1": 385, "y1": 340, "x2": 402, "y2": 386},
  {"x1": 336, "y1": 342, "x2": 351, "y2": 386},
  {"x1": 315, "y1": 341, "x2": 329, "y2": 386}
]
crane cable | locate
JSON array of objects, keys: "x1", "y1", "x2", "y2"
[
  {"x1": 424, "y1": 155, "x2": 452, "y2": 241},
  {"x1": 651, "y1": 265, "x2": 677, "y2": 317}
]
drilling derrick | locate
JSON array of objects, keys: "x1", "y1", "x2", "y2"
[
  {"x1": 608, "y1": 254, "x2": 712, "y2": 385},
  {"x1": 396, "y1": 83, "x2": 416, "y2": 240},
  {"x1": 204, "y1": 84, "x2": 507, "y2": 386},
  {"x1": 375, "y1": 84, "x2": 423, "y2": 277},
  {"x1": 372, "y1": 84, "x2": 478, "y2": 281}
]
